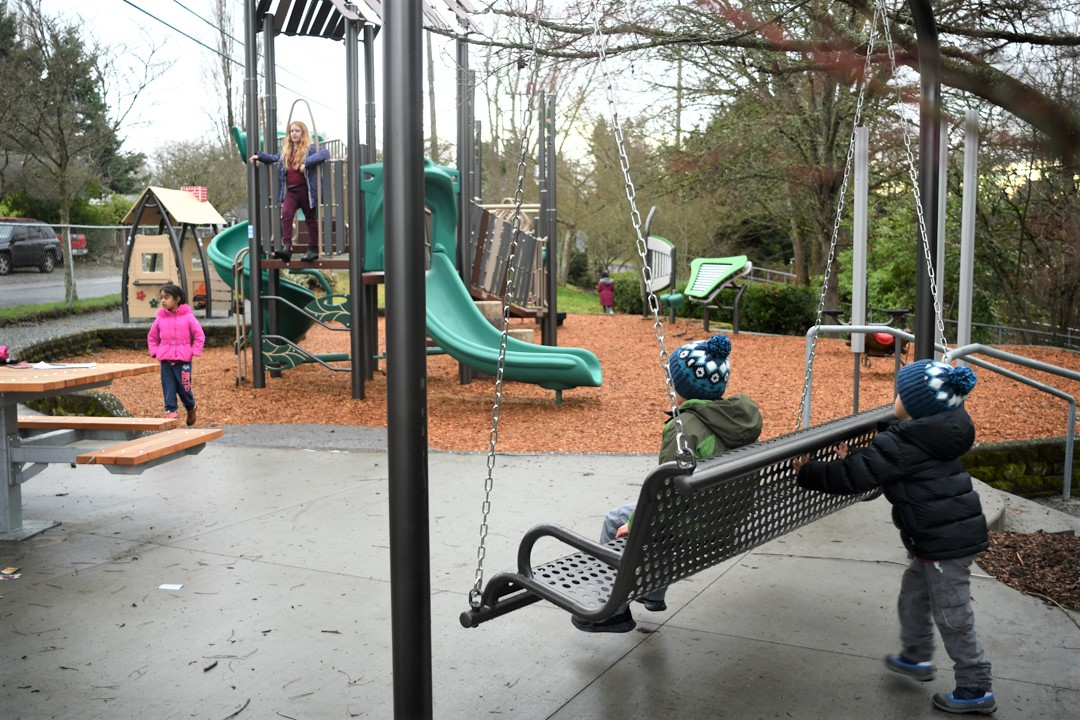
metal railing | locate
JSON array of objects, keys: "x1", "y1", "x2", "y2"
[{"x1": 802, "y1": 325, "x2": 1078, "y2": 500}]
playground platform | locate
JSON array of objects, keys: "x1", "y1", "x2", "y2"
[{"x1": 0, "y1": 433, "x2": 1077, "y2": 719}]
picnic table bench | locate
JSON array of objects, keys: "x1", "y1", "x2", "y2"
[{"x1": 0, "y1": 363, "x2": 223, "y2": 540}]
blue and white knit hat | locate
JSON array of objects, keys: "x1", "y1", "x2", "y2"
[
  {"x1": 896, "y1": 359, "x2": 977, "y2": 419},
  {"x1": 669, "y1": 334, "x2": 732, "y2": 401}
]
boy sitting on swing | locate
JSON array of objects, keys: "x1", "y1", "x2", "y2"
[{"x1": 572, "y1": 333, "x2": 763, "y2": 633}]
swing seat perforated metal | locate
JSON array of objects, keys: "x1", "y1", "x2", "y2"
[{"x1": 461, "y1": 405, "x2": 893, "y2": 628}]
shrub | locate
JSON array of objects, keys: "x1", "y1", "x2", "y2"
[
  {"x1": 739, "y1": 283, "x2": 818, "y2": 335},
  {"x1": 613, "y1": 271, "x2": 645, "y2": 314}
]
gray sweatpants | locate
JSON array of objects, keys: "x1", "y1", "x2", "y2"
[
  {"x1": 898, "y1": 555, "x2": 992, "y2": 690},
  {"x1": 601, "y1": 502, "x2": 667, "y2": 609}
]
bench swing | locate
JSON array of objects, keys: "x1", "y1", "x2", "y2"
[{"x1": 461, "y1": 0, "x2": 948, "y2": 630}]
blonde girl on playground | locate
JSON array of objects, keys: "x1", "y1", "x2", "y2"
[
  {"x1": 147, "y1": 284, "x2": 205, "y2": 426},
  {"x1": 248, "y1": 120, "x2": 330, "y2": 263}
]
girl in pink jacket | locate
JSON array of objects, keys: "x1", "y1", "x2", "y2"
[{"x1": 147, "y1": 284, "x2": 205, "y2": 425}]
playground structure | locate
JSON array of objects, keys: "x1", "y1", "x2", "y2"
[
  {"x1": 120, "y1": 187, "x2": 230, "y2": 322},
  {"x1": 220, "y1": 1, "x2": 597, "y2": 403}
]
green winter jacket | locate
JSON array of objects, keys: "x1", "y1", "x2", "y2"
[{"x1": 658, "y1": 394, "x2": 763, "y2": 464}]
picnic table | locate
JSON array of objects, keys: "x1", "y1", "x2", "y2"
[{"x1": 0, "y1": 362, "x2": 220, "y2": 540}]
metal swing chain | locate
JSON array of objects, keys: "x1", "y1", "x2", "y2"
[
  {"x1": 794, "y1": 5, "x2": 881, "y2": 431},
  {"x1": 877, "y1": 0, "x2": 949, "y2": 355},
  {"x1": 469, "y1": 2, "x2": 545, "y2": 610},
  {"x1": 589, "y1": 6, "x2": 694, "y2": 467}
]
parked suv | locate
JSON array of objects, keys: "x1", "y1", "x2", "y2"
[{"x1": 0, "y1": 218, "x2": 63, "y2": 274}]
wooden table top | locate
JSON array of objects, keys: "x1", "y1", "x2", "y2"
[{"x1": 0, "y1": 363, "x2": 157, "y2": 394}]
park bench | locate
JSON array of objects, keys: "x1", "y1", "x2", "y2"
[
  {"x1": 75, "y1": 427, "x2": 223, "y2": 472},
  {"x1": 19, "y1": 415, "x2": 180, "y2": 433}
]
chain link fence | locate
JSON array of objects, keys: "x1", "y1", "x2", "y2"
[{"x1": 0, "y1": 224, "x2": 157, "y2": 310}]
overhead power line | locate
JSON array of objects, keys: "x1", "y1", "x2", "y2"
[{"x1": 118, "y1": 0, "x2": 343, "y2": 116}]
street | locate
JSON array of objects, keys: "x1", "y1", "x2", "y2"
[{"x1": 0, "y1": 264, "x2": 121, "y2": 308}]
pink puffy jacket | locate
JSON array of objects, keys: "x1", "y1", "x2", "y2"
[{"x1": 148, "y1": 304, "x2": 205, "y2": 363}]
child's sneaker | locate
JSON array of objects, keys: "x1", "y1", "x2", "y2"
[
  {"x1": 165, "y1": 411, "x2": 179, "y2": 420},
  {"x1": 884, "y1": 654, "x2": 936, "y2": 681},
  {"x1": 932, "y1": 688, "x2": 997, "y2": 714},
  {"x1": 571, "y1": 608, "x2": 636, "y2": 633},
  {"x1": 186, "y1": 407, "x2": 196, "y2": 426}
]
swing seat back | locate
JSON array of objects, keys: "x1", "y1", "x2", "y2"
[{"x1": 462, "y1": 405, "x2": 894, "y2": 628}]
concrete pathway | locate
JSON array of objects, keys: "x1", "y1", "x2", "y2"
[{"x1": 0, "y1": 442, "x2": 1077, "y2": 719}]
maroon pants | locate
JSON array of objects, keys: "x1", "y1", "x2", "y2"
[{"x1": 280, "y1": 184, "x2": 319, "y2": 250}]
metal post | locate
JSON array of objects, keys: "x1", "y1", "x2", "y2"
[
  {"x1": 346, "y1": 13, "x2": 365, "y2": 399},
  {"x1": 543, "y1": 94, "x2": 558, "y2": 346},
  {"x1": 384, "y1": 2, "x2": 432, "y2": 718},
  {"x1": 908, "y1": 0, "x2": 941, "y2": 362},
  {"x1": 244, "y1": 0, "x2": 265, "y2": 388},
  {"x1": 957, "y1": 110, "x2": 979, "y2": 362},
  {"x1": 456, "y1": 18, "x2": 475, "y2": 384},
  {"x1": 363, "y1": 22, "x2": 379, "y2": 380},
  {"x1": 263, "y1": 13, "x2": 281, "y2": 380},
  {"x1": 936, "y1": 120, "x2": 948, "y2": 359}
]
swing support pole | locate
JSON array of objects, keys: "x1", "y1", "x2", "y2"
[
  {"x1": 385, "y1": 1, "x2": 433, "y2": 718},
  {"x1": 907, "y1": 0, "x2": 941, "y2": 362}
]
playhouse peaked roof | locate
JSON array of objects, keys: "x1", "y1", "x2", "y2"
[{"x1": 122, "y1": 187, "x2": 227, "y2": 228}]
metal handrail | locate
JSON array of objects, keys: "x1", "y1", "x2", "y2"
[{"x1": 802, "y1": 326, "x2": 1077, "y2": 500}]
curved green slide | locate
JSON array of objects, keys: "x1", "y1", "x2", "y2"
[
  {"x1": 425, "y1": 248, "x2": 602, "y2": 390},
  {"x1": 207, "y1": 222, "x2": 317, "y2": 342}
]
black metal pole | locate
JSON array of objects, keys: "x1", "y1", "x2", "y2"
[
  {"x1": 363, "y1": 22, "x2": 380, "y2": 380},
  {"x1": 543, "y1": 94, "x2": 558, "y2": 345},
  {"x1": 907, "y1": 0, "x2": 941, "y2": 361},
  {"x1": 456, "y1": 19, "x2": 474, "y2": 384},
  {"x1": 346, "y1": 15, "x2": 365, "y2": 399},
  {"x1": 384, "y1": 2, "x2": 433, "y2": 718},
  {"x1": 263, "y1": 13, "x2": 283, "y2": 380},
  {"x1": 244, "y1": 0, "x2": 265, "y2": 388}
]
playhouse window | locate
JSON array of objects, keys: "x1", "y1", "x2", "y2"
[{"x1": 141, "y1": 252, "x2": 165, "y2": 274}]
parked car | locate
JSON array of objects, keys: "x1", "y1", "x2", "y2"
[
  {"x1": 0, "y1": 218, "x2": 64, "y2": 275},
  {"x1": 68, "y1": 233, "x2": 88, "y2": 256}
]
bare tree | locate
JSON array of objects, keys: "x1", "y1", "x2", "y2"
[{"x1": 0, "y1": 0, "x2": 164, "y2": 302}]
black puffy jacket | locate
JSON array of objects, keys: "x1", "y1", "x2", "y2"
[{"x1": 796, "y1": 408, "x2": 988, "y2": 560}]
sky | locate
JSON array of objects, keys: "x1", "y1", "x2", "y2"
[{"x1": 37, "y1": 0, "x2": 466, "y2": 162}]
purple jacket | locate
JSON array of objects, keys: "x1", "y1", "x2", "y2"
[
  {"x1": 148, "y1": 304, "x2": 206, "y2": 363},
  {"x1": 255, "y1": 143, "x2": 331, "y2": 206}
]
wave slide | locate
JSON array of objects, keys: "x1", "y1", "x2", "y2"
[
  {"x1": 208, "y1": 222, "x2": 601, "y2": 391},
  {"x1": 207, "y1": 222, "x2": 317, "y2": 342},
  {"x1": 426, "y1": 248, "x2": 602, "y2": 391}
]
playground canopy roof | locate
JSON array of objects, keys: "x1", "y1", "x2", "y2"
[
  {"x1": 122, "y1": 187, "x2": 227, "y2": 228},
  {"x1": 252, "y1": 0, "x2": 470, "y2": 37}
]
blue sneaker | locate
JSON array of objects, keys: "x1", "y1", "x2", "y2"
[
  {"x1": 932, "y1": 688, "x2": 997, "y2": 714},
  {"x1": 885, "y1": 654, "x2": 936, "y2": 681}
]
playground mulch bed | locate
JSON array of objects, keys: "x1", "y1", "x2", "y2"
[
  {"x1": 979, "y1": 530, "x2": 1080, "y2": 612},
  {"x1": 58, "y1": 313, "x2": 1080, "y2": 614}
]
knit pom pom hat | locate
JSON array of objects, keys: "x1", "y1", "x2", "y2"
[
  {"x1": 669, "y1": 334, "x2": 732, "y2": 401},
  {"x1": 896, "y1": 359, "x2": 977, "y2": 419}
]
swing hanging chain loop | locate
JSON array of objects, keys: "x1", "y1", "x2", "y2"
[
  {"x1": 877, "y1": 0, "x2": 949, "y2": 355},
  {"x1": 794, "y1": 6, "x2": 880, "y2": 431},
  {"x1": 470, "y1": 2, "x2": 545, "y2": 610},
  {"x1": 590, "y1": 7, "x2": 693, "y2": 465}
]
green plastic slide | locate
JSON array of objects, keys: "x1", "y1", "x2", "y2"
[
  {"x1": 206, "y1": 222, "x2": 317, "y2": 342},
  {"x1": 683, "y1": 255, "x2": 752, "y2": 303},
  {"x1": 425, "y1": 248, "x2": 602, "y2": 390}
]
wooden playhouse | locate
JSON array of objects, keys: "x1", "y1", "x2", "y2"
[{"x1": 121, "y1": 187, "x2": 231, "y2": 322}]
